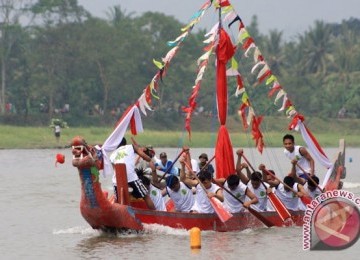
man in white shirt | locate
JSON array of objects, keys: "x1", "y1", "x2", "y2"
[
  {"x1": 283, "y1": 134, "x2": 315, "y2": 185},
  {"x1": 163, "y1": 175, "x2": 195, "y2": 212},
  {"x1": 110, "y1": 137, "x2": 155, "y2": 210}
]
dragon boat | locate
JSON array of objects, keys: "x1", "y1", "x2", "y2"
[
  {"x1": 69, "y1": 0, "x2": 347, "y2": 232},
  {"x1": 72, "y1": 139, "x2": 345, "y2": 232}
]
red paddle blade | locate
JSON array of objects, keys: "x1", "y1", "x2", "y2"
[
  {"x1": 301, "y1": 196, "x2": 312, "y2": 205},
  {"x1": 247, "y1": 207, "x2": 274, "y2": 227},
  {"x1": 210, "y1": 197, "x2": 233, "y2": 223},
  {"x1": 267, "y1": 192, "x2": 291, "y2": 222},
  {"x1": 165, "y1": 199, "x2": 175, "y2": 212}
]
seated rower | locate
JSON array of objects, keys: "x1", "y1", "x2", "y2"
[
  {"x1": 246, "y1": 172, "x2": 271, "y2": 212},
  {"x1": 135, "y1": 145, "x2": 157, "y2": 175},
  {"x1": 235, "y1": 149, "x2": 271, "y2": 212},
  {"x1": 221, "y1": 174, "x2": 258, "y2": 213},
  {"x1": 179, "y1": 158, "x2": 223, "y2": 214},
  {"x1": 265, "y1": 175, "x2": 308, "y2": 211},
  {"x1": 138, "y1": 174, "x2": 167, "y2": 211},
  {"x1": 162, "y1": 175, "x2": 195, "y2": 212},
  {"x1": 182, "y1": 148, "x2": 200, "y2": 179},
  {"x1": 303, "y1": 175, "x2": 322, "y2": 200}
]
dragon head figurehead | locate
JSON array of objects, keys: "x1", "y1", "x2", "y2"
[
  {"x1": 71, "y1": 136, "x2": 103, "y2": 170},
  {"x1": 71, "y1": 136, "x2": 90, "y2": 159}
]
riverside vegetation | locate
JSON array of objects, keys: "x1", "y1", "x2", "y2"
[{"x1": 1, "y1": 116, "x2": 359, "y2": 149}]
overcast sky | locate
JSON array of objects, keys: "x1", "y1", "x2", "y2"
[{"x1": 78, "y1": 0, "x2": 360, "y2": 39}]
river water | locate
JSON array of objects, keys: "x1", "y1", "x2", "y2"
[{"x1": 0, "y1": 148, "x2": 359, "y2": 259}]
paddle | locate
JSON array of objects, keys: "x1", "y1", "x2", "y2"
[
  {"x1": 198, "y1": 155, "x2": 216, "y2": 175},
  {"x1": 158, "y1": 148, "x2": 185, "y2": 182},
  {"x1": 183, "y1": 161, "x2": 233, "y2": 223},
  {"x1": 212, "y1": 178, "x2": 274, "y2": 227},
  {"x1": 164, "y1": 155, "x2": 215, "y2": 213},
  {"x1": 262, "y1": 167, "x2": 312, "y2": 206},
  {"x1": 241, "y1": 154, "x2": 291, "y2": 222},
  {"x1": 295, "y1": 163, "x2": 325, "y2": 193},
  {"x1": 130, "y1": 137, "x2": 183, "y2": 182}
]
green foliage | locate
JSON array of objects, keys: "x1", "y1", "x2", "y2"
[
  {"x1": 49, "y1": 118, "x2": 68, "y2": 128},
  {"x1": 0, "y1": 2, "x2": 360, "y2": 129}
]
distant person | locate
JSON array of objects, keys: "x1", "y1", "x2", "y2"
[
  {"x1": 155, "y1": 152, "x2": 179, "y2": 176},
  {"x1": 54, "y1": 125, "x2": 61, "y2": 144},
  {"x1": 198, "y1": 153, "x2": 214, "y2": 177},
  {"x1": 283, "y1": 134, "x2": 315, "y2": 185}
]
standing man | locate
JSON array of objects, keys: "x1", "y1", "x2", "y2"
[
  {"x1": 283, "y1": 134, "x2": 315, "y2": 185},
  {"x1": 110, "y1": 137, "x2": 156, "y2": 210},
  {"x1": 54, "y1": 124, "x2": 61, "y2": 144}
]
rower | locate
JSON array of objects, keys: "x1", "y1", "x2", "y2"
[
  {"x1": 163, "y1": 175, "x2": 195, "y2": 212},
  {"x1": 266, "y1": 175, "x2": 308, "y2": 211},
  {"x1": 221, "y1": 174, "x2": 258, "y2": 213},
  {"x1": 178, "y1": 158, "x2": 223, "y2": 214},
  {"x1": 235, "y1": 149, "x2": 271, "y2": 212},
  {"x1": 139, "y1": 174, "x2": 167, "y2": 211},
  {"x1": 303, "y1": 175, "x2": 321, "y2": 199}
]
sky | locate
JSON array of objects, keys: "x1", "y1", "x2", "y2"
[{"x1": 77, "y1": 0, "x2": 360, "y2": 39}]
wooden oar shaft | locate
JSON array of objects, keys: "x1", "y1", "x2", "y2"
[
  {"x1": 295, "y1": 163, "x2": 324, "y2": 193},
  {"x1": 198, "y1": 155, "x2": 216, "y2": 174},
  {"x1": 184, "y1": 161, "x2": 233, "y2": 223},
  {"x1": 241, "y1": 154, "x2": 270, "y2": 190},
  {"x1": 241, "y1": 153, "x2": 256, "y2": 172},
  {"x1": 212, "y1": 178, "x2": 274, "y2": 227},
  {"x1": 262, "y1": 168, "x2": 297, "y2": 194},
  {"x1": 183, "y1": 161, "x2": 212, "y2": 198},
  {"x1": 241, "y1": 154, "x2": 291, "y2": 221},
  {"x1": 158, "y1": 148, "x2": 185, "y2": 182}
]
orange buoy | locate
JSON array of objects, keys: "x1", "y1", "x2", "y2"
[
  {"x1": 55, "y1": 153, "x2": 65, "y2": 167},
  {"x1": 190, "y1": 227, "x2": 201, "y2": 249}
]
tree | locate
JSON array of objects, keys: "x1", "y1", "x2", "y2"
[
  {"x1": 27, "y1": 0, "x2": 88, "y2": 118},
  {"x1": 301, "y1": 21, "x2": 334, "y2": 76},
  {"x1": 0, "y1": 0, "x2": 29, "y2": 114}
]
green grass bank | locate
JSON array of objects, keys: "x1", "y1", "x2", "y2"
[{"x1": 0, "y1": 116, "x2": 359, "y2": 149}]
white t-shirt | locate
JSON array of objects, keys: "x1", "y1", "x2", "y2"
[
  {"x1": 166, "y1": 182, "x2": 195, "y2": 212},
  {"x1": 110, "y1": 144, "x2": 138, "y2": 184},
  {"x1": 191, "y1": 183, "x2": 221, "y2": 213},
  {"x1": 303, "y1": 182, "x2": 321, "y2": 199},
  {"x1": 223, "y1": 181, "x2": 247, "y2": 213},
  {"x1": 275, "y1": 183, "x2": 300, "y2": 211},
  {"x1": 149, "y1": 184, "x2": 166, "y2": 211},
  {"x1": 284, "y1": 145, "x2": 311, "y2": 176},
  {"x1": 54, "y1": 125, "x2": 61, "y2": 133},
  {"x1": 247, "y1": 182, "x2": 269, "y2": 212}
]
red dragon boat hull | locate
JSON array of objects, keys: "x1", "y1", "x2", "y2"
[{"x1": 75, "y1": 140, "x2": 345, "y2": 232}]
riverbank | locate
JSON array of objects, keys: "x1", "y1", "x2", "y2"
[{"x1": 0, "y1": 121, "x2": 358, "y2": 149}]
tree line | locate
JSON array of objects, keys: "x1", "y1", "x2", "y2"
[{"x1": 0, "y1": 0, "x2": 359, "y2": 127}]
